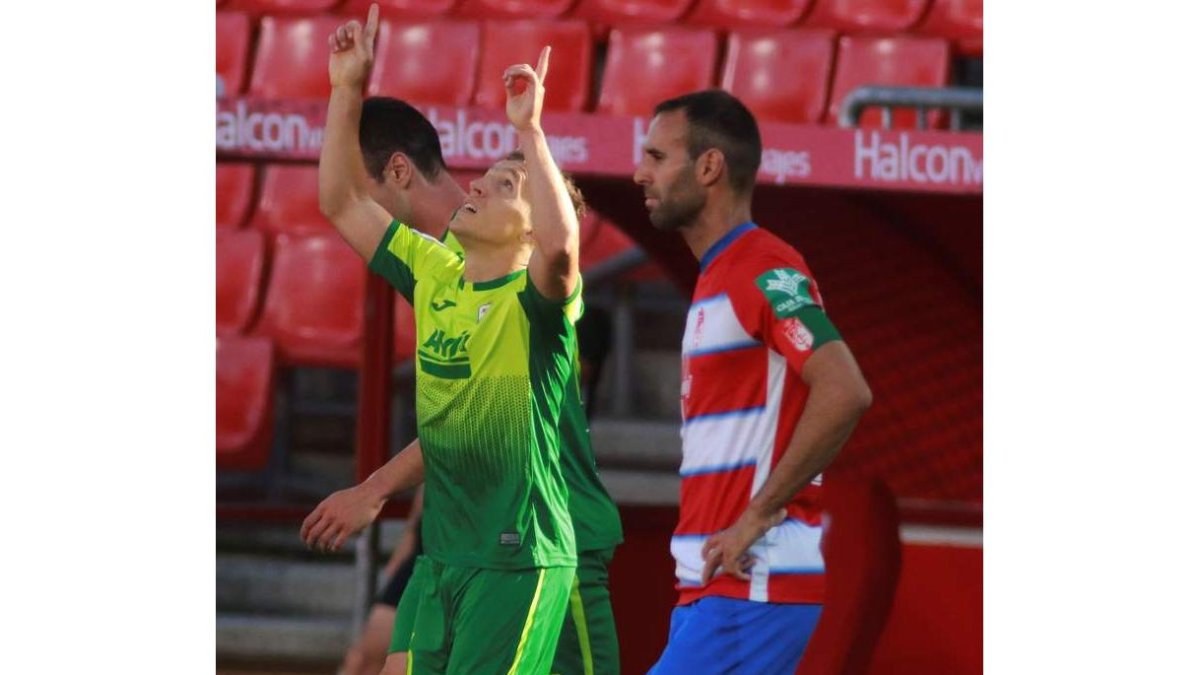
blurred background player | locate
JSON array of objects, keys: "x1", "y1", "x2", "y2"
[
  {"x1": 633, "y1": 90, "x2": 873, "y2": 674},
  {"x1": 301, "y1": 5, "x2": 607, "y2": 673}
]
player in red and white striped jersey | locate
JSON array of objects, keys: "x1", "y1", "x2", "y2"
[{"x1": 634, "y1": 90, "x2": 873, "y2": 675}]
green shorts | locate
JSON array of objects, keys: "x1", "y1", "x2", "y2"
[
  {"x1": 389, "y1": 556, "x2": 575, "y2": 675},
  {"x1": 392, "y1": 549, "x2": 618, "y2": 675},
  {"x1": 551, "y1": 547, "x2": 619, "y2": 675}
]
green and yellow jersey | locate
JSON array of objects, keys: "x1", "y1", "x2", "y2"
[
  {"x1": 442, "y1": 231, "x2": 624, "y2": 554},
  {"x1": 370, "y1": 220, "x2": 579, "y2": 569}
]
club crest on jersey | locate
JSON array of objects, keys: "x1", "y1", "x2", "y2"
[
  {"x1": 781, "y1": 318, "x2": 814, "y2": 352},
  {"x1": 477, "y1": 303, "x2": 492, "y2": 323},
  {"x1": 756, "y1": 268, "x2": 815, "y2": 318}
]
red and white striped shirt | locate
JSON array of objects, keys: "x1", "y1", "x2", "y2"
[{"x1": 674, "y1": 223, "x2": 829, "y2": 605}]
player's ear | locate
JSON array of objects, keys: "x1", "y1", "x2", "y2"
[
  {"x1": 386, "y1": 152, "x2": 414, "y2": 189},
  {"x1": 695, "y1": 148, "x2": 725, "y2": 188}
]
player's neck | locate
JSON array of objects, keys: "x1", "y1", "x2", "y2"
[
  {"x1": 681, "y1": 197, "x2": 753, "y2": 263},
  {"x1": 409, "y1": 177, "x2": 467, "y2": 240},
  {"x1": 461, "y1": 243, "x2": 527, "y2": 284}
]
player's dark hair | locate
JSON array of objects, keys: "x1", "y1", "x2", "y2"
[
  {"x1": 653, "y1": 89, "x2": 762, "y2": 195},
  {"x1": 359, "y1": 97, "x2": 447, "y2": 182},
  {"x1": 503, "y1": 150, "x2": 589, "y2": 222}
]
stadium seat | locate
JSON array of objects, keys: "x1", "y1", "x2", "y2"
[
  {"x1": 217, "y1": 229, "x2": 267, "y2": 336},
  {"x1": 217, "y1": 163, "x2": 256, "y2": 229},
  {"x1": 257, "y1": 233, "x2": 367, "y2": 367},
  {"x1": 455, "y1": 0, "x2": 574, "y2": 19},
  {"x1": 250, "y1": 164, "x2": 331, "y2": 235},
  {"x1": 249, "y1": 15, "x2": 346, "y2": 99},
  {"x1": 367, "y1": 20, "x2": 481, "y2": 105},
  {"x1": 225, "y1": 0, "x2": 340, "y2": 14},
  {"x1": 596, "y1": 26, "x2": 719, "y2": 116},
  {"x1": 803, "y1": 0, "x2": 930, "y2": 33},
  {"x1": 720, "y1": 29, "x2": 836, "y2": 125},
  {"x1": 685, "y1": 0, "x2": 813, "y2": 28},
  {"x1": 572, "y1": 0, "x2": 700, "y2": 24},
  {"x1": 343, "y1": 0, "x2": 461, "y2": 18},
  {"x1": 217, "y1": 335, "x2": 276, "y2": 471},
  {"x1": 216, "y1": 12, "x2": 252, "y2": 96},
  {"x1": 826, "y1": 35, "x2": 951, "y2": 128},
  {"x1": 395, "y1": 295, "x2": 417, "y2": 363},
  {"x1": 474, "y1": 20, "x2": 593, "y2": 112},
  {"x1": 916, "y1": 0, "x2": 982, "y2": 56}
]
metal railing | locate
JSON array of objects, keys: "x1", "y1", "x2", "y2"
[{"x1": 838, "y1": 86, "x2": 983, "y2": 131}]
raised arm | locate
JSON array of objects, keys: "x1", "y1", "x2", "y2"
[
  {"x1": 505, "y1": 47, "x2": 580, "y2": 301},
  {"x1": 317, "y1": 4, "x2": 394, "y2": 261},
  {"x1": 300, "y1": 439, "x2": 425, "y2": 553}
]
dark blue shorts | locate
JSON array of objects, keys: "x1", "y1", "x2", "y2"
[{"x1": 649, "y1": 596, "x2": 822, "y2": 675}]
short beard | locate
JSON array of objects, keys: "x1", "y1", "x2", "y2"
[{"x1": 648, "y1": 176, "x2": 706, "y2": 232}]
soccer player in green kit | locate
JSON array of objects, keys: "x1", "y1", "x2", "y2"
[{"x1": 299, "y1": 5, "x2": 618, "y2": 674}]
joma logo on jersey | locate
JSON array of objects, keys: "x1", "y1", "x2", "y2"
[
  {"x1": 756, "y1": 268, "x2": 815, "y2": 319},
  {"x1": 422, "y1": 329, "x2": 471, "y2": 359}
]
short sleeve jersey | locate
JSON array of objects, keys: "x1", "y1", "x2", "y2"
[
  {"x1": 442, "y1": 231, "x2": 623, "y2": 553},
  {"x1": 369, "y1": 221, "x2": 580, "y2": 569},
  {"x1": 674, "y1": 222, "x2": 842, "y2": 605}
]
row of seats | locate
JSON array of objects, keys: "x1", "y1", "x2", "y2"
[
  {"x1": 219, "y1": 13, "x2": 954, "y2": 127},
  {"x1": 216, "y1": 0, "x2": 980, "y2": 52},
  {"x1": 217, "y1": 227, "x2": 419, "y2": 367}
]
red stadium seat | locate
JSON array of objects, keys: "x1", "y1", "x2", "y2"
[
  {"x1": 343, "y1": 0, "x2": 461, "y2": 18},
  {"x1": 455, "y1": 0, "x2": 574, "y2": 19},
  {"x1": 395, "y1": 295, "x2": 417, "y2": 363},
  {"x1": 826, "y1": 35, "x2": 951, "y2": 128},
  {"x1": 474, "y1": 20, "x2": 593, "y2": 112},
  {"x1": 257, "y1": 233, "x2": 367, "y2": 367},
  {"x1": 916, "y1": 0, "x2": 982, "y2": 56},
  {"x1": 249, "y1": 15, "x2": 346, "y2": 99},
  {"x1": 217, "y1": 229, "x2": 267, "y2": 337},
  {"x1": 217, "y1": 12, "x2": 252, "y2": 96},
  {"x1": 596, "y1": 27, "x2": 719, "y2": 116},
  {"x1": 720, "y1": 29, "x2": 835, "y2": 125},
  {"x1": 250, "y1": 165, "x2": 331, "y2": 235},
  {"x1": 573, "y1": 0, "x2": 700, "y2": 24},
  {"x1": 367, "y1": 20, "x2": 481, "y2": 105},
  {"x1": 217, "y1": 335, "x2": 276, "y2": 471},
  {"x1": 803, "y1": 0, "x2": 930, "y2": 32},
  {"x1": 217, "y1": 163, "x2": 256, "y2": 230},
  {"x1": 685, "y1": 0, "x2": 813, "y2": 28},
  {"x1": 225, "y1": 0, "x2": 340, "y2": 13}
]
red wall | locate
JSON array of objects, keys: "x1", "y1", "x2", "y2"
[{"x1": 868, "y1": 542, "x2": 983, "y2": 675}]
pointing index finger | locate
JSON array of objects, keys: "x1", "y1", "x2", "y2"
[
  {"x1": 364, "y1": 3, "x2": 380, "y2": 43},
  {"x1": 536, "y1": 45, "x2": 550, "y2": 82}
]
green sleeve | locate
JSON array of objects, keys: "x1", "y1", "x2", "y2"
[
  {"x1": 368, "y1": 220, "x2": 460, "y2": 303},
  {"x1": 795, "y1": 305, "x2": 841, "y2": 349},
  {"x1": 519, "y1": 276, "x2": 584, "y2": 332}
]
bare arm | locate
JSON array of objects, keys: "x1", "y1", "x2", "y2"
[
  {"x1": 743, "y1": 341, "x2": 870, "y2": 521},
  {"x1": 317, "y1": 5, "x2": 394, "y2": 261},
  {"x1": 701, "y1": 341, "x2": 872, "y2": 583},
  {"x1": 300, "y1": 439, "x2": 425, "y2": 552},
  {"x1": 505, "y1": 48, "x2": 580, "y2": 301}
]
